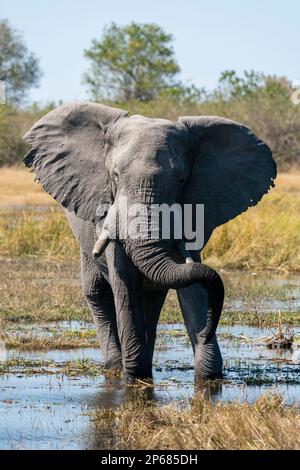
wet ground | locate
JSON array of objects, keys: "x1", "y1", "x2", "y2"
[
  {"x1": 0, "y1": 321, "x2": 299, "y2": 449},
  {"x1": 222, "y1": 270, "x2": 300, "y2": 313},
  {"x1": 1, "y1": 259, "x2": 300, "y2": 449}
]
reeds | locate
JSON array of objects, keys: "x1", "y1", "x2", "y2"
[
  {"x1": 265, "y1": 313, "x2": 294, "y2": 349},
  {"x1": 93, "y1": 394, "x2": 300, "y2": 450}
]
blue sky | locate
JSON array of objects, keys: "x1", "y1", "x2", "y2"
[{"x1": 1, "y1": 0, "x2": 299, "y2": 104}]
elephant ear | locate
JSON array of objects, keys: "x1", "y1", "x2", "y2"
[
  {"x1": 179, "y1": 115, "x2": 276, "y2": 247},
  {"x1": 23, "y1": 102, "x2": 128, "y2": 222}
]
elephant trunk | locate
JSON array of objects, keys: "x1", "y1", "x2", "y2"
[
  {"x1": 92, "y1": 201, "x2": 224, "y2": 343},
  {"x1": 125, "y1": 239, "x2": 224, "y2": 344}
]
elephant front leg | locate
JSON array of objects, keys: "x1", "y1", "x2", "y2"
[
  {"x1": 143, "y1": 287, "x2": 168, "y2": 363},
  {"x1": 80, "y1": 250, "x2": 122, "y2": 370},
  {"x1": 106, "y1": 242, "x2": 151, "y2": 382},
  {"x1": 177, "y1": 282, "x2": 223, "y2": 380}
]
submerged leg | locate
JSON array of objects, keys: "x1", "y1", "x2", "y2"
[
  {"x1": 80, "y1": 249, "x2": 122, "y2": 369},
  {"x1": 143, "y1": 287, "x2": 168, "y2": 362},
  {"x1": 177, "y1": 252, "x2": 223, "y2": 380},
  {"x1": 106, "y1": 242, "x2": 151, "y2": 381}
]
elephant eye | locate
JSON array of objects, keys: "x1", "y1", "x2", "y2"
[
  {"x1": 178, "y1": 178, "x2": 185, "y2": 186},
  {"x1": 113, "y1": 170, "x2": 119, "y2": 182}
]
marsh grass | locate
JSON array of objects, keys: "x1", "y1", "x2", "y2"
[
  {"x1": 93, "y1": 394, "x2": 300, "y2": 450},
  {"x1": 1, "y1": 328, "x2": 98, "y2": 350},
  {"x1": 265, "y1": 314, "x2": 294, "y2": 349},
  {"x1": 1, "y1": 168, "x2": 300, "y2": 270},
  {"x1": 0, "y1": 259, "x2": 89, "y2": 323},
  {"x1": 223, "y1": 272, "x2": 297, "y2": 301},
  {"x1": 1, "y1": 259, "x2": 299, "y2": 327},
  {"x1": 0, "y1": 358, "x2": 111, "y2": 377},
  {"x1": 219, "y1": 310, "x2": 300, "y2": 327}
]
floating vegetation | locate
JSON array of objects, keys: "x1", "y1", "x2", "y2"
[
  {"x1": 226, "y1": 313, "x2": 296, "y2": 349},
  {"x1": 264, "y1": 314, "x2": 294, "y2": 349},
  {"x1": 0, "y1": 328, "x2": 98, "y2": 350},
  {"x1": 0, "y1": 357, "x2": 117, "y2": 377}
]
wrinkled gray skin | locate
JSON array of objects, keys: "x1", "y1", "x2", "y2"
[{"x1": 23, "y1": 102, "x2": 276, "y2": 383}]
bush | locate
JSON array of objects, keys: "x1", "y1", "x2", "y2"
[
  {"x1": 0, "y1": 104, "x2": 53, "y2": 166},
  {"x1": 1, "y1": 73, "x2": 299, "y2": 170}
]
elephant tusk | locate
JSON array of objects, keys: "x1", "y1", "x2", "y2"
[
  {"x1": 92, "y1": 229, "x2": 111, "y2": 257},
  {"x1": 177, "y1": 241, "x2": 194, "y2": 264}
]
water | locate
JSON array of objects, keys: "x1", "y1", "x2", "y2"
[
  {"x1": 222, "y1": 270, "x2": 300, "y2": 312},
  {"x1": 0, "y1": 322, "x2": 299, "y2": 449}
]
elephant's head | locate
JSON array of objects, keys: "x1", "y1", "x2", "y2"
[{"x1": 23, "y1": 102, "x2": 276, "y2": 343}]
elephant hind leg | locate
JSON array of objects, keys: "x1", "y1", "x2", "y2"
[{"x1": 80, "y1": 249, "x2": 122, "y2": 370}]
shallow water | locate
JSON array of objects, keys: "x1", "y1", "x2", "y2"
[
  {"x1": 0, "y1": 322, "x2": 299, "y2": 449},
  {"x1": 222, "y1": 271, "x2": 300, "y2": 312}
]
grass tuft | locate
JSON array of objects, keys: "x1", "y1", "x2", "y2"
[
  {"x1": 93, "y1": 394, "x2": 300, "y2": 450},
  {"x1": 0, "y1": 328, "x2": 98, "y2": 350}
]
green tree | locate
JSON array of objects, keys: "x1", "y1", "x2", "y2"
[
  {"x1": 216, "y1": 70, "x2": 294, "y2": 102},
  {"x1": 0, "y1": 18, "x2": 41, "y2": 104},
  {"x1": 217, "y1": 70, "x2": 265, "y2": 99},
  {"x1": 84, "y1": 22, "x2": 183, "y2": 102}
]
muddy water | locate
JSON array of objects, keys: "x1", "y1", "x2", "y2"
[{"x1": 0, "y1": 323, "x2": 299, "y2": 449}]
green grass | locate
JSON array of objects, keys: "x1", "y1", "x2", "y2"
[{"x1": 218, "y1": 310, "x2": 300, "y2": 327}]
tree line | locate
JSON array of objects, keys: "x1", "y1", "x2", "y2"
[{"x1": 0, "y1": 18, "x2": 299, "y2": 168}]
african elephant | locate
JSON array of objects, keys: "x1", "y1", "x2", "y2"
[{"x1": 23, "y1": 102, "x2": 276, "y2": 383}]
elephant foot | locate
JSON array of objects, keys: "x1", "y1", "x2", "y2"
[
  {"x1": 123, "y1": 364, "x2": 153, "y2": 386},
  {"x1": 122, "y1": 355, "x2": 153, "y2": 385},
  {"x1": 104, "y1": 354, "x2": 123, "y2": 372},
  {"x1": 194, "y1": 335, "x2": 223, "y2": 382},
  {"x1": 194, "y1": 370, "x2": 223, "y2": 381},
  {"x1": 124, "y1": 375, "x2": 154, "y2": 387},
  {"x1": 194, "y1": 363, "x2": 223, "y2": 382},
  {"x1": 194, "y1": 377, "x2": 223, "y2": 400}
]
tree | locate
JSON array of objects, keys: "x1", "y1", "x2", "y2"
[
  {"x1": 0, "y1": 18, "x2": 41, "y2": 104},
  {"x1": 83, "y1": 22, "x2": 182, "y2": 102},
  {"x1": 217, "y1": 70, "x2": 265, "y2": 99}
]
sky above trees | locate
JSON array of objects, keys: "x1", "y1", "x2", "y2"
[{"x1": 1, "y1": 0, "x2": 299, "y2": 104}]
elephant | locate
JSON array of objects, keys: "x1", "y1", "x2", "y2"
[{"x1": 23, "y1": 102, "x2": 276, "y2": 383}]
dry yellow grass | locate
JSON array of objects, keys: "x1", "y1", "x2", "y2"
[
  {"x1": 1, "y1": 166, "x2": 300, "y2": 271},
  {"x1": 203, "y1": 175, "x2": 300, "y2": 271},
  {"x1": 275, "y1": 171, "x2": 300, "y2": 193},
  {"x1": 94, "y1": 394, "x2": 300, "y2": 450},
  {"x1": 0, "y1": 208, "x2": 77, "y2": 258},
  {"x1": 0, "y1": 166, "x2": 55, "y2": 207}
]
